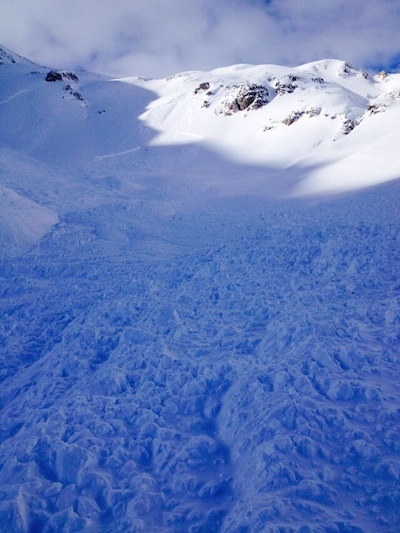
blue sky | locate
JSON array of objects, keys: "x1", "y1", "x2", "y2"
[{"x1": 1, "y1": 0, "x2": 399, "y2": 76}]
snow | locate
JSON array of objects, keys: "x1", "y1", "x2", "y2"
[
  {"x1": 0, "y1": 47, "x2": 399, "y2": 532},
  {"x1": 0, "y1": 183, "x2": 58, "y2": 255},
  {"x1": 127, "y1": 60, "x2": 400, "y2": 195}
]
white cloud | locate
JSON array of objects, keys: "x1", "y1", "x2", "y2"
[{"x1": 0, "y1": 0, "x2": 399, "y2": 77}]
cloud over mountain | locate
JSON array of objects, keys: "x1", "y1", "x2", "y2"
[{"x1": 1, "y1": 0, "x2": 399, "y2": 77}]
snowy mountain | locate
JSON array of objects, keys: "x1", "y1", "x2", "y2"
[
  {"x1": 1, "y1": 45, "x2": 400, "y2": 197},
  {"x1": 0, "y1": 46, "x2": 399, "y2": 532},
  {"x1": 129, "y1": 59, "x2": 400, "y2": 195}
]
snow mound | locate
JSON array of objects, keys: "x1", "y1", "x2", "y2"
[{"x1": 0, "y1": 184, "x2": 58, "y2": 255}]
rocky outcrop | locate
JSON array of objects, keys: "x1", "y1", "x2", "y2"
[
  {"x1": 64, "y1": 85, "x2": 84, "y2": 102},
  {"x1": 275, "y1": 75, "x2": 299, "y2": 95},
  {"x1": 340, "y1": 62, "x2": 368, "y2": 80},
  {"x1": 216, "y1": 83, "x2": 269, "y2": 115},
  {"x1": 282, "y1": 111, "x2": 304, "y2": 125},
  {"x1": 194, "y1": 82, "x2": 210, "y2": 94},
  {"x1": 367, "y1": 103, "x2": 387, "y2": 115},
  {"x1": 342, "y1": 118, "x2": 355, "y2": 134},
  {"x1": 45, "y1": 71, "x2": 63, "y2": 82},
  {"x1": 45, "y1": 71, "x2": 79, "y2": 83},
  {"x1": 44, "y1": 70, "x2": 85, "y2": 105},
  {"x1": 305, "y1": 107, "x2": 321, "y2": 117}
]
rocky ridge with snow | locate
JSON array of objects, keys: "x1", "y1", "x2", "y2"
[{"x1": 128, "y1": 59, "x2": 400, "y2": 194}]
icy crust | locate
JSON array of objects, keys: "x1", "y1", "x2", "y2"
[{"x1": 0, "y1": 183, "x2": 400, "y2": 531}]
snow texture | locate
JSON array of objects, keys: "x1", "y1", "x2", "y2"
[{"x1": 0, "y1": 47, "x2": 399, "y2": 532}]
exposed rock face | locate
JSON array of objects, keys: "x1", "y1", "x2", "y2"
[
  {"x1": 341, "y1": 62, "x2": 368, "y2": 80},
  {"x1": 216, "y1": 83, "x2": 269, "y2": 115},
  {"x1": 44, "y1": 70, "x2": 85, "y2": 105},
  {"x1": 194, "y1": 82, "x2": 210, "y2": 94},
  {"x1": 45, "y1": 71, "x2": 79, "y2": 83},
  {"x1": 45, "y1": 71, "x2": 63, "y2": 82},
  {"x1": 64, "y1": 85, "x2": 84, "y2": 102},
  {"x1": 275, "y1": 75, "x2": 299, "y2": 95},
  {"x1": 63, "y1": 72, "x2": 79, "y2": 83},
  {"x1": 367, "y1": 103, "x2": 387, "y2": 115},
  {"x1": 342, "y1": 118, "x2": 355, "y2": 134},
  {"x1": 282, "y1": 111, "x2": 304, "y2": 125},
  {"x1": 305, "y1": 107, "x2": 321, "y2": 117},
  {"x1": 236, "y1": 84, "x2": 269, "y2": 110}
]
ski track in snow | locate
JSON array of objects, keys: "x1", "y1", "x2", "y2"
[
  {"x1": 95, "y1": 147, "x2": 143, "y2": 161},
  {"x1": 0, "y1": 178, "x2": 399, "y2": 532},
  {"x1": 0, "y1": 90, "x2": 32, "y2": 106}
]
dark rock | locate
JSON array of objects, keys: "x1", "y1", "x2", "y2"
[
  {"x1": 341, "y1": 63, "x2": 369, "y2": 80},
  {"x1": 236, "y1": 84, "x2": 269, "y2": 110},
  {"x1": 194, "y1": 82, "x2": 210, "y2": 94},
  {"x1": 275, "y1": 76, "x2": 299, "y2": 95},
  {"x1": 238, "y1": 84, "x2": 268, "y2": 111},
  {"x1": 72, "y1": 91, "x2": 83, "y2": 101},
  {"x1": 282, "y1": 111, "x2": 304, "y2": 125},
  {"x1": 276, "y1": 83, "x2": 296, "y2": 95},
  {"x1": 63, "y1": 72, "x2": 79, "y2": 83},
  {"x1": 45, "y1": 71, "x2": 63, "y2": 82},
  {"x1": 342, "y1": 118, "x2": 355, "y2": 134},
  {"x1": 367, "y1": 104, "x2": 386, "y2": 115},
  {"x1": 215, "y1": 83, "x2": 269, "y2": 115},
  {"x1": 45, "y1": 71, "x2": 79, "y2": 83}
]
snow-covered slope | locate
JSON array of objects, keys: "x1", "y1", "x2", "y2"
[
  {"x1": 0, "y1": 47, "x2": 399, "y2": 532},
  {"x1": 126, "y1": 59, "x2": 400, "y2": 194},
  {"x1": 1, "y1": 46, "x2": 399, "y2": 195}
]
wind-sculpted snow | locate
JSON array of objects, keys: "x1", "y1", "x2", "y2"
[
  {"x1": 0, "y1": 48, "x2": 400, "y2": 532},
  {"x1": 0, "y1": 181, "x2": 399, "y2": 532}
]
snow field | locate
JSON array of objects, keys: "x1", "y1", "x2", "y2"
[{"x1": 1, "y1": 180, "x2": 399, "y2": 531}]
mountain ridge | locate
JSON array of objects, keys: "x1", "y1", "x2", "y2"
[{"x1": 1, "y1": 45, "x2": 399, "y2": 198}]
